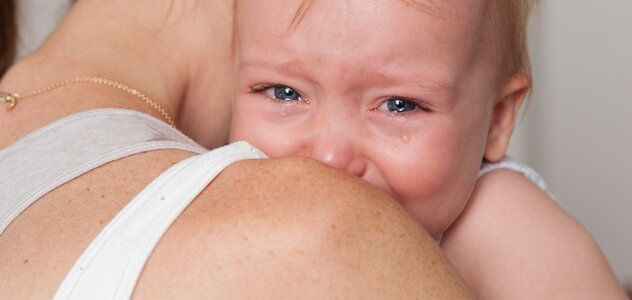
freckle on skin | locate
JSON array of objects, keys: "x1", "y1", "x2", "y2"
[
  {"x1": 99, "y1": 220, "x2": 105, "y2": 225},
  {"x1": 374, "y1": 225, "x2": 386, "y2": 234},
  {"x1": 100, "y1": 194, "x2": 105, "y2": 199},
  {"x1": 23, "y1": 259, "x2": 28, "y2": 264},
  {"x1": 86, "y1": 187, "x2": 90, "y2": 192}
]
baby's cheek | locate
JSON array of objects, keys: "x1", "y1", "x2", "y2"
[
  {"x1": 231, "y1": 119, "x2": 306, "y2": 160},
  {"x1": 395, "y1": 154, "x2": 454, "y2": 203},
  {"x1": 231, "y1": 96, "x2": 313, "y2": 157},
  {"x1": 230, "y1": 111, "x2": 275, "y2": 152},
  {"x1": 385, "y1": 130, "x2": 478, "y2": 235}
]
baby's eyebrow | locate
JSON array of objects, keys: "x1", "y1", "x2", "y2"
[
  {"x1": 365, "y1": 69, "x2": 455, "y2": 93},
  {"x1": 239, "y1": 59, "x2": 304, "y2": 75}
]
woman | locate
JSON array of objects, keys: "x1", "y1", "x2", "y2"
[{"x1": 0, "y1": 0, "x2": 472, "y2": 298}]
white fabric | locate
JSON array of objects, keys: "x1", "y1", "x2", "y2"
[
  {"x1": 0, "y1": 109, "x2": 207, "y2": 236},
  {"x1": 53, "y1": 141, "x2": 267, "y2": 300},
  {"x1": 479, "y1": 157, "x2": 551, "y2": 196}
]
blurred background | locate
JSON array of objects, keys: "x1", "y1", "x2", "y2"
[
  {"x1": 509, "y1": 0, "x2": 632, "y2": 290},
  {"x1": 15, "y1": 0, "x2": 631, "y2": 291}
]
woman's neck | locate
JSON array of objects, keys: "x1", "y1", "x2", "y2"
[{"x1": 0, "y1": 0, "x2": 235, "y2": 148}]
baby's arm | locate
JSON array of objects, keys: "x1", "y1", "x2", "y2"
[{"x1": 441, "y1": 169, "x2": 628, "y2": 299}]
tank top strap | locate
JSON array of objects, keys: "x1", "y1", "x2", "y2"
[
  {"x1": 53, "y1": 141, "x2": 267, "y2": 300},
  {"x1": 0, "y1": 109, "x2": 207, "y2": 236}
]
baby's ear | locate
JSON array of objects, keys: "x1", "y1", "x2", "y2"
[{"x1": 484, "y1": 74, "x2": 531, "y2": 162}]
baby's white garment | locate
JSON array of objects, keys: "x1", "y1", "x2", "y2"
[{"x1": 479, "y1": 157, "x2": 552, "y2": 196}]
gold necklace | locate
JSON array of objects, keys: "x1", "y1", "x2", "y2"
[{"x1": 0, "y1": 77, "x2": 176, "y2": 128}]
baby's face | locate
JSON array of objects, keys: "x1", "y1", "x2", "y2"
[{"x1": 231, "y1": 0, "x2": 505, "y2": 236}]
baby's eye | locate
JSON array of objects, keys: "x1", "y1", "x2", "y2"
[
  {"x1": 265, "y1": 85, "x2": 304, "y2": 102},
  {"x1": 379, "y1": 98, "x2": 418, "y2": 113}
]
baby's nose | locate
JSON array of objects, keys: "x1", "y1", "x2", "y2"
[{"x1": 308, "y1": 133, "x2": 366, "y2": 177}]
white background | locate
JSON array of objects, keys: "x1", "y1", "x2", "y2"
[{"x1": 16, "y1": 0, "x2": 632, "y2": 291}]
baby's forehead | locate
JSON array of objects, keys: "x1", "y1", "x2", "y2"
[
  {"x1": 237, "y1": 0, "x2": 499, "y2": 72},
  {"x1": 396, "y1": 0, "x2": 488, "y2": 17},
  {"x1": 238, "y1": 0, "x2": 497, "y2": 47},
  {"x1": 390, "y1": 0, "x2": 499, "y2": 39},
  {"x1": 237, "y1": 0, "x2": 492, "y2": 32},
  {"x1": 238, "y1": 0, "x2": 508, "y2": 89}
]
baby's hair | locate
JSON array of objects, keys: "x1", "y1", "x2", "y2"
[
  {"x1": 492, "y1": 0, "x2": 540, "y2": 77},
  {"x1": 289, "y1": 0, "x2": 540, "y2": 78}
]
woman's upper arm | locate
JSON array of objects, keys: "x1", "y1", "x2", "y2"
[{"x1": 442, "y1": 169, "x2": 627, "y2": 299}]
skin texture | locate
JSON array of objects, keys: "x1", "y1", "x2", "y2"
[
  {"x1": 0, "y1": 0, "x2": 474, "y2": 298},
  {"x1": 231, "y1": 0, "x2": 528, "y2": 237}
]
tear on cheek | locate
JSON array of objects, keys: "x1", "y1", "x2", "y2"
[
  {"x1": 400, "y1": 133, "x2": 411, "y2": 144},
  {"x1": 366, "y1": 115, "x2": 415, "y2": 146},
  {"x1": 278, "y1": 102, "x2": 290, "y2": 117},
  {"x1": 266, "y1": 101, "x2": 307, "y2": 120}
]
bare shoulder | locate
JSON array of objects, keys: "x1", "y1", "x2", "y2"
[
  {"x1": 441, "y1": 169, "x2": 627, "y2": 299},
  {"x1": 134, "y1": 156, "x2": 474, "y2": 299}
]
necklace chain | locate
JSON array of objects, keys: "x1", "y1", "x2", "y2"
[{"x1": 1, "y1": 77, "x2": 176, "y2": 128}]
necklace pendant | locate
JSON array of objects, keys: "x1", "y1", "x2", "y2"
[{"x1": 0, "y1": 92, "x2": 19, "y2": 110}]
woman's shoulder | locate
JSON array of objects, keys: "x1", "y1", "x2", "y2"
[{"x1": 133, "y1": 156, "x2": 473, "y2": 299}]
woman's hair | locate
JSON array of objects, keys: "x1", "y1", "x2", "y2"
[{"x1": 0, "y1": 0, "x2": 17, "y2": 78}]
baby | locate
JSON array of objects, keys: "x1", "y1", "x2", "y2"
[{"x1": 229, "y1": 0, "x2": 626, "y2": 298}]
